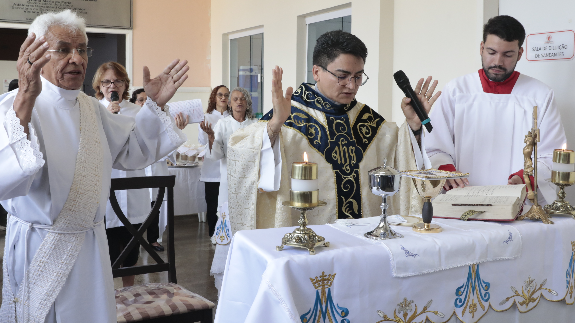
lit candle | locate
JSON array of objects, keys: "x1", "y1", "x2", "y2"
[
  {"x1": 290, "y1": 152, "x2": 319, "y2": 207},
  {"x1": 552, "y1": 143, "x2": 575, "y2": 173}
]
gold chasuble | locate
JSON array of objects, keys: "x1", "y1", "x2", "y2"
[{"x1": 227, "y1": 83, "x2": 422, "y2": 232}]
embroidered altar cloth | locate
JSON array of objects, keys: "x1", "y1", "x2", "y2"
[
  {"x1": 215, "y1": 216, "x2": 575, "y2": 323},
  {"x1": 329, "y1": 216, "x2": 521, "y2": 277}
]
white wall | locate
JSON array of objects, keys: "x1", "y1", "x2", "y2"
[{"x1": 500, "y1": 0, "x2": 575, "y2": 203}]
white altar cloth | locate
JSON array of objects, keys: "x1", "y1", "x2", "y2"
[
  {"x1": 168, "y1": 166, "x2": 207, "y2": 216},
  {"x1": 215, "y1": 216, "x2": 575, "y2": 323},
  {"x1": 329, "y1": 217, "x2": 521, "y2": 277}
]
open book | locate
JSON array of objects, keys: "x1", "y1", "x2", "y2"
[{"x1": 433, "y1": 185, "x2": 527, "y2": 221}]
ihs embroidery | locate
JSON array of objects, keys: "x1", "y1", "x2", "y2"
[{"x1": 300, "y1": 272, "x2": 349, "y2": 323}]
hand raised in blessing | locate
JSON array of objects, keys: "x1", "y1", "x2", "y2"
[
  {"x1": 400, "y1": 76, "x2": 441, "y2": 132},
  {"x1": 143, "y1": 59, "x2": 189, "y2": 108}
]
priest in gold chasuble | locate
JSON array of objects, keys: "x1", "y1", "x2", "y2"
[{"x1": 226, "y1": 30, "x2": 440, "y2": 233}]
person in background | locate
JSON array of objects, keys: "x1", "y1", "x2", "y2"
[
  {"x1": 93, "y1": 62, "x2": 187, "y2": 286},
  {"x1": 200, "y1": 87, "x2": 257, "y2": 292},
  {"x1": 130, "y1": 87, "x2": 147, "y2": 106},
  {"x1": 198, "y1": 85, "x2": 230, "y2": 241},
  {"x1": 8, "y1": 79, "x2": 19, "y2": 92}
]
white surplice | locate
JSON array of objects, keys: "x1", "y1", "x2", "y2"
[
  {"x1": 0, "y1": 77, "x2": 185, "y2": 322},
  {"x1": 205, "y1": 115, "x2": 257, "y2": 291},
  {"x1": 426, "y1": 72, "x2": 566, "y2": 204},
  {"x1": 100, "y1": 98, "x2": 151, "y2": 228}
]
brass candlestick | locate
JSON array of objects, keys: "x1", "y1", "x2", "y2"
[
  {"x1": 518, "y1": 106, "x2": 554, "y2": 224},
  {"x1": 544, "y1": 149, "x2": 575, "y2": 217},
  {"x1": 276, "y1": 201, "x2": 329, "y2": 255}
]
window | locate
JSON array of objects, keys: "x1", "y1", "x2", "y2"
[
  {"x1": 230, "y1": 30, "x2": 264, "y2": 118},
  {"x1": 306, "y1": 9, "x2": 351, "y2": 83}
]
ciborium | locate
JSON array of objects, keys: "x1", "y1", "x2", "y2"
[
  {"x1": 402, "y1": 169, "x2": 469, "y2": 233},
  {"x1": 364, "y1": 161, "x2": 403, "y2": 240}
]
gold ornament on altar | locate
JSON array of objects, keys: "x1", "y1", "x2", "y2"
[
  {"x1": 544, "y1": 144, "x2": 575, "y2": 217},
  {"x1": 277, "y1": 152, "x2": 330, "y2": 255},
  {"x1": 517, "y1": 106, "x2": 554, "y2": 224}
]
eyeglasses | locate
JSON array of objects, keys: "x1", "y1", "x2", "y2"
[
  {"x1": 100, "y1": 80, "x2": 126, "y2": 87},
  {"x1": 216, "y1": 93, "x2": 230, "y2": 99},
  {"x1": 319, "y1": 66, "x2": 369, "y2": 86},
  {"x1": 46, "y1": 47, "x2": 93, "y2": 60}
]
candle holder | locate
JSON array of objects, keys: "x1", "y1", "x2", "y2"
[
  {"x1": 517, "y1": 106, "x2": 554, "y2": 224},
  {"x1": 544, "y1": 148, "x2": 575, "y2": 217},
  {"x1": 276, "y1": 201, "x2": 329, "y2": 255},
  {"x1": 402, "y1": 169, "x2": 469, "y2": 233},
  {"x1": 364, "y1": 162, "x2": 403, "y2": 240}
]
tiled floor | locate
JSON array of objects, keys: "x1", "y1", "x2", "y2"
[{"x1": 0, "y1": 214, "x2": 219, "y2": 310}]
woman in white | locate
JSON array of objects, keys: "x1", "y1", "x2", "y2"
[
  {"x1": 200, "y1": 87, "x2": 257, "y2": 293},
  {"x1": 93, "y1": 62, "x2": 186, "y2": 286},
  {"x1": 198, "y1": 85, "x2": 230, "y2": 241}
]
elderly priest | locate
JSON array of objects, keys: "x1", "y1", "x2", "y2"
[
  {"x1": 0, "y1": 10, "x2": 188, "y2": 323},
  {"x1": 226, "y1": 30, "x2": 439, "y2": 232}
]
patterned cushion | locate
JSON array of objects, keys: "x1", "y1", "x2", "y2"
[{"x1": 115, "y1": 283, "x2": 215, "y2": 322}]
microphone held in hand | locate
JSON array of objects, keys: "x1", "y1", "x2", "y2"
[
  {"x1": 393, "y1": 70, "x2": 433, "y2": 133},
  {"x1": 110, "y1": 91, "x2": 119, "y2": 114}
]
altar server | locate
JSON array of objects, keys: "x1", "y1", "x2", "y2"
[
  {"x1": 0, "y1": 10, "x2": 188, "y2": 322},
  {"x1": 225, "y1": 30, "x2": 437, "y2": 234},
  {"x1": 425, "y1": 15, "x2": 566, "y2": 204}
]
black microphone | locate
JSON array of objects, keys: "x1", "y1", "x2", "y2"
[
  {"x1": 393, "y1": 70, "x2": 433, "y2": 133},
  {"x1": 110, "y1": 91, "x2": 119, "y2": 114}
]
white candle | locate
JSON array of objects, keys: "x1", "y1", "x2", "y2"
[
  {"x1": 291, "y1": 178, "x2": 319, "y2": 191},
  {"x1": 552, "y1": 162, "x2": 575, "y2": 172}
]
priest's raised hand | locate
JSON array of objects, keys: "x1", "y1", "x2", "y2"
[
  {"x1": 400, "y1": 76, "x2": 441, "y2": 134},
  {"x1": 143, "y1": 59, "x2": 189, "y2": 109},
  {"x1": 267, "y1": 66, "x2": 293, "y2": 145}
]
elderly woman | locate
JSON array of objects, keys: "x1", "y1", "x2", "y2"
[
  {"x1": 198, "y1": 85, "x2": 230, "y2": 240},
  {"x1": 200, "y1": 87, "x2": 257, "y2": 292},
  {"x1": 93, "y1": 63, "x2": 187, "y2": 287}
]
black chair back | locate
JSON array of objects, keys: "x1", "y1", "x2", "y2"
[{"x1": 108, "y1": 175, "x2": 177, "y2": 283}]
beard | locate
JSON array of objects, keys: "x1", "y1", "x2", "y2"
[{"x1": 482, "y1": 62, "x2": 516, "y2": 82}]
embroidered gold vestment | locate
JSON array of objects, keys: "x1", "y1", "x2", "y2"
[{"x1": 227, "y1": 83, "x2": 423, "y2": 232}]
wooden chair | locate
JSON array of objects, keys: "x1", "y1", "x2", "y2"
[{"x1": 109, "y1": 175, "x2": 214, "y2": 323}]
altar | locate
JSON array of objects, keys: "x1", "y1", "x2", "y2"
[{"x1": 215, "y1": 216, "x2": 575, "y2": 323}]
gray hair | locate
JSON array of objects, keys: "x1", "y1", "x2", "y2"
[
  {"x1": 228, "y1": 87, "x2": 255, "y2": 119},
  {"x1": 28, "y1": 9, "x2": 88, "y2": 43}
]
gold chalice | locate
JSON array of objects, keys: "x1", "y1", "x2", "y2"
[{"x1": 402, "y1": 169, "x2": 469, "y2": 233}]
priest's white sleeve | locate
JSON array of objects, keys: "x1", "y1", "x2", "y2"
[
  {"x1": 103, "y1": 97, "x2": 186, "y2": 171},
  {"x1": 0, "y1": 107, "x2": 45, "y2": 200},
  {"x1": 257, "y1": 127, "x2": 282, "y2": 192},
  {"x1": 408, "y1": 125, "x2": 431, "y2": 170}
]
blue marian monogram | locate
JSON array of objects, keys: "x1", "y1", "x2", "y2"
[{"x1": 300, "y1": 271, "x2": 350, "y2": 323}]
